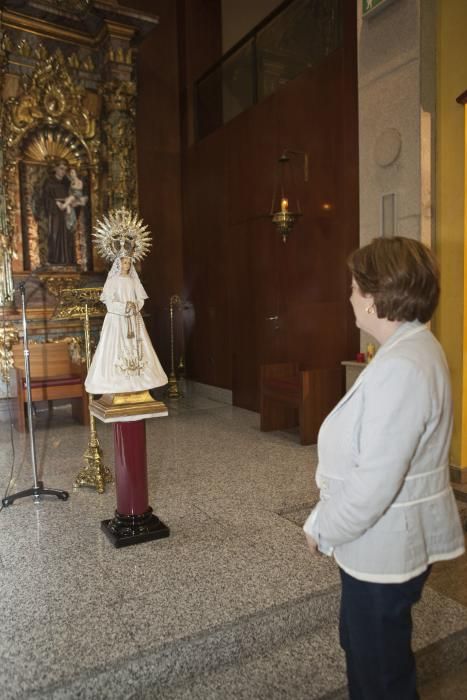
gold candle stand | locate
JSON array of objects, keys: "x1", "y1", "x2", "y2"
[
  {"x1": 53, "y1": 287, "x2": 112, "y2": 493},
  {"x1": 166, "y1": 294, "x2": 183, "y2": 399}
]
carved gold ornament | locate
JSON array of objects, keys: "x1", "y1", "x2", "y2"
[
  {"x1": 1, "y1": 46, "x2": 101, "y2": 269},
  {"x1": 35, "y1": 45, "x2": 48, "y2": 62},
  {"x1": 0, "y1": 324, "x2": 19, "y2": 382},
  {"x1": 103, "y1": 79, "x2": 136, "y2": 113},
  {"x1": 81, "y1": 55, "x2": 95, "y2": 72},
  {"x1": 1, "y1": 33, "x2": 13, "y2": 54},
  {"x1": 43, "y1": 86, "x2": 66, "y2": 118},
  {"x1": 52, "y1": 287, "x2": 105, "y2": 320},
  {"x1": 0, "y1": 7, "x2": 141, "y2": 275},
  {"x1": 21, "y1": 126, "x2": 86, "y2": 166},
  {"x1": 5, "y1": 50, "x2": 96, "y2": 147},
  {"x1": 38, "y1": 274, "x2": 81, "y2": 299}
]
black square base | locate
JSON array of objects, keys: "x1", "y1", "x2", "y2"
[{"x1": 101, "y1": 508, "x2": 170, "y2": 548}]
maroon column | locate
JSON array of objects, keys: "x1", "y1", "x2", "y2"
[
  {"x1": 101, "y1": 419, "x2": 170, "y2": 548},
  {"x1": 114, "y1": 420, "x2": 149, "y2": 515}
]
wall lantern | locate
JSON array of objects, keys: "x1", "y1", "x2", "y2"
[{"x1": 270, "y1": 149, "x2": 309, "y2": 243}]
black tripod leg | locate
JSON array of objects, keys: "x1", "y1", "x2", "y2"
[
  {"x1": 2, "y1": 481, "x2": 69, "y2": 506},
  {"x1": 2, "y1": 488, "x2": 38, "y2": 507},
  {"x1": 40, "y1": 488, "x2": 69, "y2": 501}
]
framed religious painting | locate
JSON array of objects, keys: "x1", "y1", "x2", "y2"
[{"x1": 19, "y1": 148, "x2": 93, "y2": 272}]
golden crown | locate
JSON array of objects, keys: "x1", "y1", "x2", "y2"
[{"x1": 92, "y1": 208, "x2": 152, "y2": 262}]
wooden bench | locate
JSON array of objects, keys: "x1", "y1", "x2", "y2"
[
  {"x1": 260, "y1": 363, "x2": 343, "y2": 445},
  {"x1": 11, "y1": 341, "x2": 89, "y2": 432}
]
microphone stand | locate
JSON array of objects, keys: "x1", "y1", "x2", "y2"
[{"x1": 2, "y1": 283, "x2": 69, "y2": 506}]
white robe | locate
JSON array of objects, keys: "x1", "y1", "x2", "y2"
[{"x1": 85, "y1": 274, "x2": 168, "y2": 395}]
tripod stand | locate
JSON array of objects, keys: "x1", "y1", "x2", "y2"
[{"x1": 2, "y1": 283, "x2": 69, "y2": 507}]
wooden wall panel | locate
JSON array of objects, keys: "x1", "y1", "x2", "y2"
[
  {"x1": 182, "y1": 129, "x2": 231, "y2": 388},
  {"x1": 126, "y1": 0, "x2": 222, "y2": 374},
  {"x1": 178, "y1": 0, "x2": 223, "y2": 147},
  {"x1": 181, "y1": 3, "x2": 359, "y2": 410},
  {"x1": 128, "y1": 0, "x2": 358, "y2": 410},
  {"x1": 124, "y1": 0, "x2": 184, "y2": 373}
]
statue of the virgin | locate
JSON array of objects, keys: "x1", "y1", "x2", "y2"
[{"x1": 85, "y1": 209, "x2": 168, "y2": 395}]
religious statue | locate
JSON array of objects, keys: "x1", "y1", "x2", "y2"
[
  {"x1": 57, "y1": 166, "x2": 88, "y2": 233},
  {"x1": 85, "y1": 208, "x2": 168, "y2": 395}
]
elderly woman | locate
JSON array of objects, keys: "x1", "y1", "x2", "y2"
[{"x1": 304, "y1": 237, "x2": 465, "y2": 699}]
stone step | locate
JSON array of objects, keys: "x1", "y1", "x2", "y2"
[
  {"x1": 29, "y1": 584, "x2": 467, "y2": 699},
  {"x1": 154, "y1": 627, "x2": 347, "y2": 700},
  {"x1": 139, "y1": 608, "x2": 467, "y2": 700},
  {"x1": 29, "y1": 588, "x2": 341, "y2": 699},
  {"x1": 139, "y1": 603, "x2": 467, "y2": 700}
]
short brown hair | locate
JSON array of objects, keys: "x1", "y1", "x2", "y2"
[{"x1": 348, "y1": 237, "x2": 440, "y2": 323}]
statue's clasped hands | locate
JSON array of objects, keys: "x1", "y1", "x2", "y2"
[{"x1": 125, "y1": 301, "x2": 137, "y2": 315}]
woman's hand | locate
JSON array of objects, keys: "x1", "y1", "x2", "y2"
[
  {"x1": 305, "y1": 533, "x2": 320, "y2": 556},
  {"x1": 125, "y1": 301, "x2": 136, "y2": 315}
]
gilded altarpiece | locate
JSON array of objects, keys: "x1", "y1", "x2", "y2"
[{"x1": 0, "y1": 0, "x2": 157, "y2": 385}]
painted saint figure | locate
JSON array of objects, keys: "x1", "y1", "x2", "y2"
[
  {"x1": 43, "y1": 160, "x2": 75, "y2": 265},
  {"x1": 85, "y1": 255, "x2": 168, "y2": 395}
]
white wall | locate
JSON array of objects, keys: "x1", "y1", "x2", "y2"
[
  {"x1": 357, "y1": 0, "x2": 436, "y2": 247},
  {"x1": 357, "y1": 0, "x2": 436, "y2": 352}
]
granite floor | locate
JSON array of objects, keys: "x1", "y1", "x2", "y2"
[{"x1": 0, "y1": 389, "x2": 466, "y2": 699}]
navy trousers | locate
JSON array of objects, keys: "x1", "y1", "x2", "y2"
[{"x1": 339, "y1": 566, "x2": 431, "y2": 700}]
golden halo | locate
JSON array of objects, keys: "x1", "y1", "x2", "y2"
[{"x1": 92, "y1": 208, "x2": 152, "y2": 262}]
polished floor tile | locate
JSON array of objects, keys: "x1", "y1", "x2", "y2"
[{"x1": 0, "y1": 395, "x2": 466, "y2": 699}]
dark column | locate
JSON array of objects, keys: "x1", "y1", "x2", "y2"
[{"x1": 101, "y1": 420, "x2": 170, "y2": 547}]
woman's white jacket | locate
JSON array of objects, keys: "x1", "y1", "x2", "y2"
[{"x1": 303, "y1": 321, "x2": 465, "y2": 583}]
